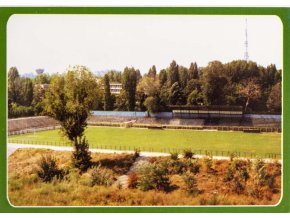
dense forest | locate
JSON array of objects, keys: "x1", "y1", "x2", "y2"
[{"x1": 8, "y1": 60, "x2": 281, "y2": 118}]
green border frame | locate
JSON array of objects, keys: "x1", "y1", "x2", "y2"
[{"x1": 0, "y1": 7, "x2": 289, "y2": 213}]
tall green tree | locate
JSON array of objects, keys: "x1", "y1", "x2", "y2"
[
  {"x1": 122, "y1": 67, "x2": 138, "y2": 111},
  {"x1": 188, "y1": 62, "x2": 199, "y2": 80},
  {"x1": 137, "y1": 76, "x2": 160, "y2": 112},
  {"x1": 159, "y1": 69, "x2": 167, "y2": 86},
  {"x1": 178, "y1": 66, "x2": 189, "y2": 90},
  {"x1": 203, "y1": 61, "x2": 228, "y2": 105},
  {"x1": 167, "y1": 60, "x2": 179, "y2": 86},
  {"x1": 103, "y1": 74, "x2": 113, "y2": 111},
  {"x1": 148, "y1": 65, "x2": 157, "y2": 79},
  {"x1": 169, "y1": 82, "x2": 183, "y2": 105},
  {"x1": 44, "y1": 66, "x2": 98, "y2": 171},
  {"x1": 106, "y1": 70, "x2": 122, "y2": 83},
  {"x1": 267, "y1": 82, "x2": 281, "y2": 113},
  {"x1": 19, "y1": 78, "x2": 34, "y2": 107},
  {"x1": 34, "y1": 73, "x2": 51, "y2": 84},
  {"x1": 8, "y1": 67, "x2": 21, "y2": 104}
]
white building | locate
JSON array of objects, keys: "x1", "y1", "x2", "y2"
[{"x1": 109, "y1": 83, "x2": 122, "y2": 95}]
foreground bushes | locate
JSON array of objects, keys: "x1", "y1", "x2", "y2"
[
  {"x1": 20, "y1": 149, "x2": 281, "y2": 206},
  {"x1": 136, "y1": 162, "x2": 171, "y2": 192},
  {"x1": 91, "y1": 165, "x2": 116, "y2": 186},
  {"x1": 37, "y1": 155, "x2": 64, "y2": 183}
]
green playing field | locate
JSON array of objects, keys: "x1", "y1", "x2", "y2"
[{"x1": 8, "y1": 126, "x2": 281, "y2": 158}]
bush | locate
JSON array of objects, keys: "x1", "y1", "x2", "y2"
[
  {"x1": 182, "y1": 171, "x2": 198, "y2": 195},
  {"x1": 91, "y1": 165, "x2": 115, "y2": 186},
  {"x1": 189, "y1": 160, "x2": 201, "y2": 174},
  {"x1": 136, "y1": 162, "x2": 171, "y2": 192},
  {"x1": 183, "y1": 149, "x2": 194, "y2": 159},
  {"x1": 127, "y1": 172, "x2": 138, "y2": 188},
  {"x1": 168, "y1": 159, "x2": 187, "y2": 174},
  {"x1": 223, "y1": 159, "x2": 250, "y2": 194},
  {"x1": 204, "y1": 157, "x2": 213, "y2": 173},
  {"x1": 37, "y1": 155, "x2": 64, "y2": 183},
  {"x1": 170, "y1": 152, "x2": 179, "y2": 160},
  {"x1": 72, "y1": 137, "x2": 92, "y2": 172}
]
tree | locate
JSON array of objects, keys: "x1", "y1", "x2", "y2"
[
  {"x1": 203, "y1": 61, "x2": 228, "y2": 105},
  {"x1": 238, "y1": 78, "x2": 261, "y2": 113},
  {"x1": 19, "y1": 78, "x2": 34, "y2": 107},
  {"x1": 169, "y1": 82, "x2": 183, "y2": 105},
  {"x1": 8, "y1": 67, "x2": 21, "y2": 104},
  {"x1": 34, "y1": 73, "x2": 51, "y2": 85},
  {"x1": 148, "y1": 65, "x2": 157, "y2": 79},
  {"x1": 144, "y1": 96, "x2": 159, "y2": 113},
  {"x1": 178, "y1": 66, "x2": 189, "y2": 90},
  {"x1": 103, "y1": 74, "x2": 113, "y2": 111},
  {"x1": 188, "y1": 62, "x2": 199, "y2": 80},
  {"x1": 159, "y1": 69, "x2": 167, "y2": 86},
  {"x1": 267, "y1": 82, "x2": 281, "y2": 113},
  {"x1": 106, "y1": 70, "x2": 122, "y2": 83},
  {"x1": 44, "y1": 66, "x2": 97, "y2": 171},
  {"x1": 187, "y1": 89, "x2": 203, "y2": 106},
  {"x1": 137, "y1": 76, "x2": 160, "y2": 97},
  {"x1": 122, "y1": 67, "x2": 138, "y2": 111},
  {"x1": 167, "y1": 60, "x2": 179, "y2": 86}
]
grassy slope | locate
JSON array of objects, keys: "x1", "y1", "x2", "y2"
[
  {"x1": 8, "y1": 149, "x2": 281, "y2": 206},
  {"x1": 8, "y1": 126, "x2": 281, "y2": 157}
]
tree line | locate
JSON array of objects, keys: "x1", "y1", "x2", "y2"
[{"x1": 8, "y1": 59, "x2": 281, "y2": 118}]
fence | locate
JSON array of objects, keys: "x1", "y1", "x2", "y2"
[{"x1": 7, "y1": 138, "x2": 281, "y2": 160}]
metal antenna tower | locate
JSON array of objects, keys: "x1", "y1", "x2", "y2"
[{"x1": 244, "y1": 18, "x2": 249, "y2": 61}]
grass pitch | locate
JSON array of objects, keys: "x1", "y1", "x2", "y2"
[{"x1": 8, "y1": 126, "x2": 281, "y2": 158}]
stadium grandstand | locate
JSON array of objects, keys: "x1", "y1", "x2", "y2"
[
  {"x1": 8, "y1": 116, "x2": 59, "y2": 135},
  {"x1": 170, "y1": 105, "x2": 243, "y2": 119}
]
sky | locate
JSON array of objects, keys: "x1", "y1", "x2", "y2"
[{"x1": 7, "y1": 15, "x2": 282, "y2": 75}]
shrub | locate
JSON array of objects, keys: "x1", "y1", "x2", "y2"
[
  {"x1": 37, "y1": 155, "x2": 64, "y2": 183},
  {"x1": 183, "y1": 149, "x2": 194, "y2": 159},
  {"x1": 182, "y1": 171, "x2": 198, "y2": 195},
  {"x1": 72, "y1": 137, "x2": 92, "y2": 172},
  {"x1": 91, "y1": 165, "x2": 115, "y2": 186},
  {"x1": 136, "y1": 162, "x2": 171, "y2": 192},
  {"x1": 233, "y1": 177, "x2": 245, "y2": 194},
  {"x1": 204, "y1": 157, "x2": 214, "y2": 173},
  {"x1": 258, "y1": 166, "x2": 275, "y2": 189},
  {"x1": 167, "y1": 159, "x2": 188, "y2": 174},
  {"x1": 170, "y1": 152, "x2": 179, "y2": 160},
  {"x1": 254, "y1": 159, "x2": 265, "y2": 172},
  {"x1": 127, "y1": 172, "x2": 138, "y2": 188},
  {"x1": 189, "y1": 160, "x2": 201, "y2": 174},
  {"x1": 223, "y1": 159, "x2": 250, "y2": 194}
]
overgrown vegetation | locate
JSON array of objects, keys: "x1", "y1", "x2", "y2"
[
  {"x1": 8, "y1": 149, "x2": 281, "y2": 206},
  {"x1": 37, "y1": 155, "x2": 64, "y2": 183}
]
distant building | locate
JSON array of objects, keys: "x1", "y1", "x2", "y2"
[
  {"x1": 109, "y1": 83, "x2": 122, "y2": 95},
  {"x1": 96, "y1": 78, "x2": 122, "y2": 95}
]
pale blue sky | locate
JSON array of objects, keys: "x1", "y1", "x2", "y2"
[{"x1": 7, "y1": 15, "x2": 282, "y2": 75}]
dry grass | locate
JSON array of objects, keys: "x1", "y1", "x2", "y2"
[{"x1": 8, "y1": 149, "x2": 281, "y2": 206}]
